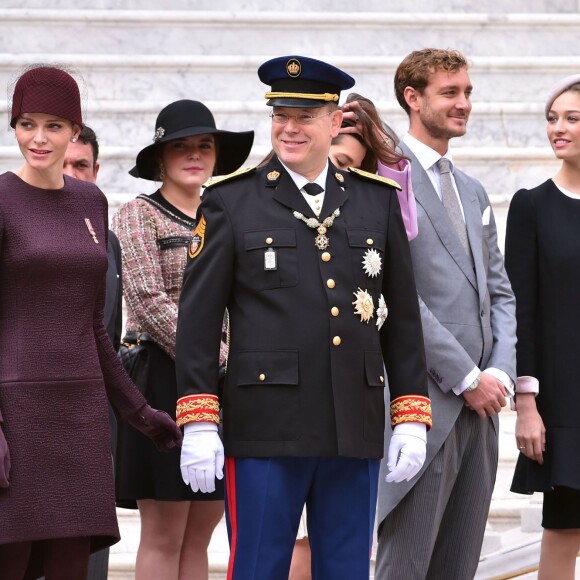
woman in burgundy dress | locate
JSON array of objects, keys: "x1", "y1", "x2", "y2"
[{"x1": 0, "y1": 65, "x2": 182, "y2": 580}]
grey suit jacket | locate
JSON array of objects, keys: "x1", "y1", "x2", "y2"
[{"x1": 377, "y1": 143, "x2": 516, "y2": 525}]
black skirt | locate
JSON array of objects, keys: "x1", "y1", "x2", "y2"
[
  {"x1": 511, "y1": 426, "x2": 580, "y2": 495},
  {"x1": 115, "y1": 341, "x2": 224, "y2": 508}
]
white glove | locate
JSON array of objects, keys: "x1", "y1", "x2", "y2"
[
  {"x1": 386, "y1": 422, "x2": 427, "y2": 483},
  {"x1": 180, "y1": 422, "x2": 224, "y2": 493}
]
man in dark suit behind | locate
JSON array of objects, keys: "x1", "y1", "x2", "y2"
[
  {"x1": 375, "y1": 48, "x2": 517, "y2": 579},
  {"x1": 64, "y1": 125, "x2": 122, "y2": 350},
  {"x1": 63, "y1": 124, "x2": 122, "y2": 580}
]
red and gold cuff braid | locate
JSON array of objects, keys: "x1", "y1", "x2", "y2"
[
  {"x1": 390, "y1": 395, "x2": 432, "y2": 430},
  {"x1": 176, "y1": 394, "x2": 220, "y2": 427}
]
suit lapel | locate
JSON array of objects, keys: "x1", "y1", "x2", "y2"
[
  {"x1": 402, "y1": 143, "x2": 477, "y2": 290},
  {"x1": 321, "y1": 164, "x2": 349, "y2": 217},
  {"x1": 267, "y1": 157, "x2": 317, "y2": 218},
  {"x1": 267, "y1": 157, "x2": 349, "y2": 220},
  {"x1": 103, "y1": 246, "x2": 117, "y2": 329}
]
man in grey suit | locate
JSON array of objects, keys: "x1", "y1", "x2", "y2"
[{"x1": 375, "y1": 48, "x2": 517, "y2": 579}]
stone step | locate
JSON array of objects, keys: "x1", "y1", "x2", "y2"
[
  {"x1": 1, "y1": 10, "x2": 579, "y2": 57},
  {"x1": 1, "y1": 53, "x2": 579, "y2": 104},
  {"x1": 0, "y1": 144, "x2": 558, "y2": 202},
  {"x1": 0, "y1": 100, "x2": 555, "y2": 150},
  {"x1": 2, "y1": 0, "x2": 577, "y2": 12}
]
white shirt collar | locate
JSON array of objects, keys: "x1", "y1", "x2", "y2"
[
  {"x1": 278, "y1": 159, "x2": 329, "y2": 192},
  {"x1": 403, "y1": 133, "x2": 454, "y2": 173}
]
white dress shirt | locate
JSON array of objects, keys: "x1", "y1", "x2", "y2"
[{"x1": 279, "y1": 160, "x2": 328, "y2": 217}]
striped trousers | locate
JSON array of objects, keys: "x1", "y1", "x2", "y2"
[{"x1": 375, "y1": 406, "x2": 498, "y2": 580}]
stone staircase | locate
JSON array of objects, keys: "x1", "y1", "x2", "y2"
[
  {"x1": 0, "y1": 2, "x2": 576, "y2": 202},
  {"x1": 3, "y1": 2, "x2": 578, "y2": 577}
]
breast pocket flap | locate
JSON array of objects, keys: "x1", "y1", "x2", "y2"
[
  {"x1": 244, "y1": 229, "x2": 297, "y2": 251},
  {"x1": 236, "y1": 350, "x2": 299, "y2": 386},
  {"x1": 347, "y1": 229, "x2": 385, "y2": 249}
]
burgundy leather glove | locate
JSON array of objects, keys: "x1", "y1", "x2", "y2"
[
  {"x1": 0, "y1": 412, "x2": 11, "y2": 488},
  {"x1": 127, "y1": 404, "x2": 183, "y2": 452}
]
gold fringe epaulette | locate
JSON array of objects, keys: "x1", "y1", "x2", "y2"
[
  {"x1": 348, "y1": 167, "x2": 402, "y2": 191},
  {"x1": 204, "y1": 166, "x2": 256, "y2": 189}
]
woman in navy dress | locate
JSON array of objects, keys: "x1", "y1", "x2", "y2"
[
  {"x1": 0, "y1": 65, "x2": 182, "y2": 580},
  {"x1": 506, "y1": 74, "x2": 580, "y2": 580}
]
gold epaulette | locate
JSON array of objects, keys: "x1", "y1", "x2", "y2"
[
  {"x1": 204, "y1": 166, "x2": 256, "y2": 189},
  {"x1": 348, "y1": 167, "x2": 402, "y2": 191}
]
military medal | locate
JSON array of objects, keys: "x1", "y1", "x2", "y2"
[
  {"x1": 352, "y1": 288, "x2": 374, "y2": 323},
  {"x1": 362, "y1": 248, "x2": 382, "y2": 278},
  {"x1": 376, "y1": 294, "x2": 388, "y2": 330},
  {"x1": 84, "y1": 218, "x2": 99, "y2": 244},
  {"x1": 264, "y1": 247, "x2": 277, "y2": 270},
  {"x1": 293, "y1": 208, "x2": 341, "y2": 251}
]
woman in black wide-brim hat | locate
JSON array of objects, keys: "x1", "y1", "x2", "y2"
[{"x1": 112, "y1": 100, "x2": 253, "y2": 579}]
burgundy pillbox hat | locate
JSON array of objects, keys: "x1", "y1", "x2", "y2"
[{"x1": 10, "y1": 66, "x2": 83, "y2": 128}]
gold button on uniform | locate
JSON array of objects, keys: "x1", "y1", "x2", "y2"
[
  {"x1": 327, "y1": 279, "x2": 335, "y2": 289},
  {"x1": 266, "y1": 237, "x2": 273, "y2": 245},
  {"x1": 331, "y1": 306, "x2": 339, "y2": 317},
  {"x1": 332, "y1": 336, "x2": 341, "y2": 346},
  {"x1": 259, "y1": 373, "x2": 266, "y2": 381},
  {"x1": 380, "y1": 375, "x2": 384, "y2": 383},
  {"x1": 321, "y1": 252, "x2": 331, "y2": 262},
  {"x1": 366, "y1": 238, "x2": 374, "y2": 245}
]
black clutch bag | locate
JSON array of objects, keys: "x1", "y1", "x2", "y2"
[{"x1": 118, "y1": 331, "x2": 152, "y2": 394}]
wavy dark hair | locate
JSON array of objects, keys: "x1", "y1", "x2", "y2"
[{"x1": 332, "y1": 92, "x2": 404, "y2": 173}]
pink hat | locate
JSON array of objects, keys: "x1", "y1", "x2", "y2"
[
  {"x1": 10, "y1": 66, "x2": 82, "y2": 128},
  {"x1": 544, "y1": 74, "x2": 580, "y2": 119}
]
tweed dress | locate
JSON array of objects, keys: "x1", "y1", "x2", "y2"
[
  {"x1": 0, "y1": 172, "x2": 147, "y2": 564},
  {"x1": 113, "y1": 191, "x2": 226, "y2": 506}
]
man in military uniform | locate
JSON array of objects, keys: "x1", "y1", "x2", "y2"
[{"x1": 175, "y1": 55, "x2": 432, "y2": 579}]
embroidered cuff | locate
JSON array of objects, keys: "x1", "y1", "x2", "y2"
[
  {"x1": 390, "y1": 395, "x2": 432, "y2": 430},
  {"x1": 176, "y1": 394, "x2": 220, "y2": 428}
]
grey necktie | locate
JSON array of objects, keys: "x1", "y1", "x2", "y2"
[{"x1": 436, "y1": 158, "x2": 472, "y2": 258}]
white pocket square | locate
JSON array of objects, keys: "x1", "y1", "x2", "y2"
[{"x1": 482, "y1": 205, "x2": 491, "y2": 226}]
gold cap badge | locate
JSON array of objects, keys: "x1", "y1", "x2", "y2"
[{"x1": 286, "y1": 58, "x2": 301, "y2": 78}]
